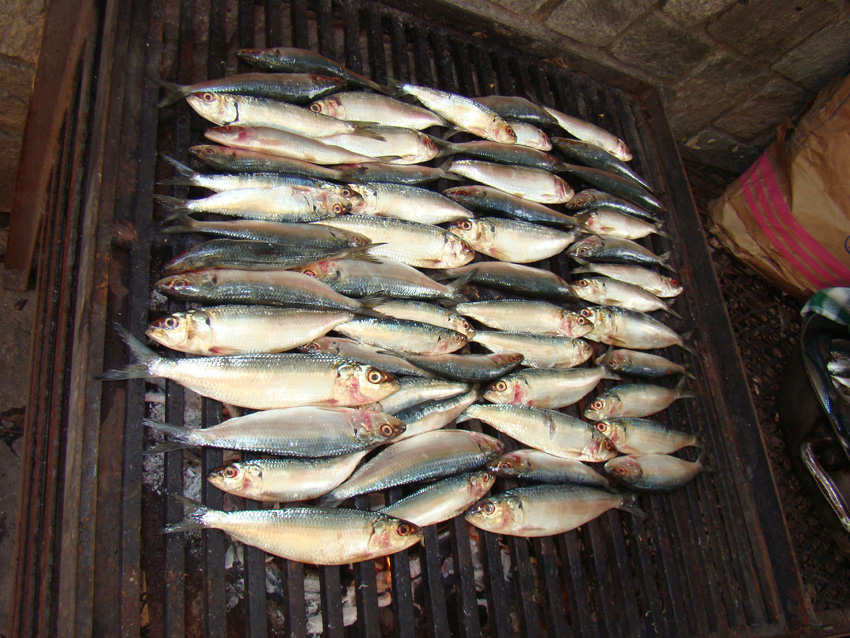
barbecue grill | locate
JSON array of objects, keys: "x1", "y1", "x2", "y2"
[{"x1": 8, "y1": 0, "x2": 850, "y2": 635}]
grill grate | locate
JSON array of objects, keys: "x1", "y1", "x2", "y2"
[{"x1": 9, "y1": 0, "x2": 850, "y2": 635}]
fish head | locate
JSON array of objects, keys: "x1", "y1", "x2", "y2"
[
  {"x1": 468, "y1": 431, "x2": 505, "y2": 458},
  {"x1": 354, "y1": 410, "x2": 406, "y2": 445},
  {"x1": 600, "y1": 350, "x2": 630, "y2": 373},
  {"x1": 554, "y1": 177, "x2": 575, "y2": 203},
  {"x1": 491, "y1": 352, "x2": 524, "y2": 369},
  {"x1": 583, "y1": 394, "x2": 620, "y2": 421},
  {"x1": 566, "y1": 235, "x2": 603, "y2": 258},
  {"x1": 574, "y1": 211, "x2": 601, "y2": 234},
  {"x1": 579, "y1": 307, "x2": 605, "y2": 332},
  {"x1": 661, "y1": 275, "x2": 684, "y2": 297},
  {"x1": 235, "y1": 48, "x2": 287, "y2": 71},
  {"x1": 559, "y1": 310, "x2": 594, "y2": 338},
  {"x1": 189, "y1": 144, "x2": 239, "y2": 167},
  {"x1": 489, "y1": 119, "x2": 517, "y2": 144},
  {"x1": 299, "y1": 337, "x2": 337, "y2": 354},
  {"x1": 446, "y1": 219, "x2": 481, "y2": 247},
  {"x1": 186, "y1": 92, "x2": 239, "y2": 126},
  {"x1": 313, "y1": 190, "x2": 351, "y2": 216},
  {"x1": 146, "y1": 310, "x2": 212, "y2": 351},
  {"x1": 584, "y1": 430, "x2": 619, "y2": 462},
  {"x1": 435, "y1": 330, "x2": 468, "y2": 354},
  {"x1": 309, "y1": 95, "x2": 345, "y2": 118},
  {"x1": 370, "y1": 515, "x2": 423, "y2": 553},
  {"x1": 487, "y1": 451, "x2": 533, "y2": 478},
  {"x1": 483, "y1": 376, "x2": 527, "y2": 405},
  {"x1": 468, "y1": 470, "x2": 497, "y2": 498},
  {"x1": 294, "y1": 259, "x2": 341, "y2": 283},
  {"x1": 329, "y1": 225, "x2": 371, "y2": 247},
  {"x1": 207, "y1": 462, "x2": 262, "y2": 497},
  {"x1": 614, "y1": 139, "x2": 633, "y2": 162},
  {"x1": 575, "y1": 338, "x2": 595, "y2": 364},
  {"x1": 337, "y1": 364, "x2": 400, "y2": 405},
  {"x1": 603, "y1": 455, "x2": 643, "y2": 485},
  {"x1": 204, "y1": 125, "x2": 254, "y2": 146},
  {"x1": 594, "y1": 420, "x2": 626, "y2": 451},
  {"x1": 344, "y1": 184, "x2": 376, "y2": 214},
  {"x1": 438, "y1": 232, "x2": 475, "y2": 269},
  {"x1": 441, "y1": 186, "x2": 480, "y2": 204},
  {"x1": 464, "y1": 494, "x2": 521, "y2": 532},
  {"x1": 155, "y1": 271, "x2": 217, "y2": 300}
]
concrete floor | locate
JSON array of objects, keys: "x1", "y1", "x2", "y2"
[{"x1": 0, "y1": 215, "x2": 34, "y2": 633}]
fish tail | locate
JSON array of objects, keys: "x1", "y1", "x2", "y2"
[
  {"x1": 653, "y1": 226, "x2": 673, "y2": 240},
  {"x1": 445, "y1": 267, "x2": 478, "y2": 299},
  {"x1": 163, "y1": 494, "x2": 210, "y2": 533},
  {"x1": 618, "y1": 492, "x2": 646, "y2": 518},
  {"x1": 663, "y1": 304, "x2": 683, "y2": 320},
  {"x1": 659, "y1": 252, "x2": 678, "y2": 274},
  {"x1": 155, "y1": 78, "x2": 187, "y2": 108},
  {"x1": 595, "y1": 345, "x2": 614, "y2": 367},
  {"x1": 161, "y1": 216, "x2": 202, "y2": 235},
  {"x1": 357, "y1": 294, "x2": 391, "y2": 319},
  {"x1": 98, "y1": 324, "x2": 159, "y2": 380},
  {"x1": 678, "y1": 332, "x2": 698, "y2": 357},
  {"x1": 154, "y1": 194, "x2": 193, "y2": 222},
  {"x1": 317, "y1": 492, "x2": 345, "y2": 508},
  {"x1": 674, "y1": 376, "x2": 696, "y2": 399},
  {"x1": 142, "y1": 418, "x2": 194, "y2": 453},
  {"x1": 158, "y1": 155, "x2": 201, "y2": 188},
  {"x1": 335, "y1": 243, "x2": 385, "y2": 264}
]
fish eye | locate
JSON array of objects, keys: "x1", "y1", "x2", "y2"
[
  {"x1": 164, "y1": 316, "x2": 179, "y2": 329},
  {"x1": 505, "y1": 126, "x2": 515, "y2": 137},
  {"x1": 302, "y1": 269, "x2": 316, "y2": 277},
  {"x1": 670, "y1": 279, "x2": 679, "y2": 287},
  {"x1": 580, "y1": 309, "x2": 593, "y2": 318},
  {"x1": 219, "y1": 125, "x2": 233, "y2": 132},
  {"x1": 380, "y1": 423, "x2": 394, "y2": 437},
  {"x1": 483, "y1": 502, "x2": 496, "y2": 515},
  {"x1": 367, "y1": 369, "x2": 384, "y2": 383},
  {"x1": 615, "y1": 466, "x2": 627, "y2": 476},
  {"x1": 604, "y1": 439, "x2": 615, "y2": 450},
  {"x1": 202, "y1": 92, "x2": 216, "y2": 102},
  {"x1": 595, "y1": 422, "x2": 608, "y2": 432},
  {"x1": 498, "y1": 461, "x2": 512, "y2": 472},
  {"x1": 460, "y1": 220, "x2": 473, "y2": 231},
  {"x1": 510, "y1": 354, "x2": 523, "y2": 362},
  {"x1": 310, "y1": 103, "x2": 322, "y2": 112},
  {"x1": 576, "y1": 279, "x2": 589, "y2": 287},
  {"x1": 224, "y1": 466, "x2": 238, "y2": 478},
  {"x1": 483, "y1": 473, "x2": 494, "y2": 482},
  {"x1": 332, "y1": 203, "x2": 343, "y2": 214},
  {"x1": 396, "y1": 523, "x2": 412, "y2": 536},
  {"x1": 493, "y1": 380, "x2": 508, "y2": 392},
  {"x1": 591, "y1": 400, "x2": 603, "y2": 410},
  {"x1": 303, "y1": 342, "x2": 320, "y2": 352},
  {"x1": 340, "y1": 188, "x2": 352, "y2": 198},
  {"x1": 576, "y1": 316, "x2": 588, "y2": 325}
]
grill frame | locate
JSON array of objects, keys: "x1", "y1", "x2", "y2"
[{"x1": 8, "y1": 0, "x2": 848, "y2": 635}]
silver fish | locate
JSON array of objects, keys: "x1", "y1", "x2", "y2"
[
  {"x1": 447, "y1": 159, "x2": 573, "y2": 204},
  {"x1": 391, "y1": 387, "x2": 480, "y2": 441},
  {"x1": 564, "y1": 189, "x2": 659, "y2": 221},
  {"x1": 567, "y1": 235, "x2": 672, "y2": 270},
  {"x1": 310, "y1": 91, "x2": 449, "y2": 129},
  {"x1": 455, "y1": 300, "x2": 592, "y2": 337},
  {"x1": 439, "y1": 262, "x2": 576, "y2": 302},
  {"x1": 334, "y1": 317, "x2": 468, "y2": 355},
  {"x1": 509, "y1": 121, "x2": 553, "y2": 150},
  {"x1": 571, "y1": 260, "x2": 683, "y2": 298},
  {"x1": 543, "y1": 106, "x2": 632, "y2": 161},
  {"x1": 472, "y1": 331, "x2": 593, "y2": 369},
  {"x1": 447, "y1": 217, "x2": 579, "y2": 263},
  {"x1": 320, "y1": 126, "x2": 440, "y2": 165},
  {"x1": 163, "y1": 217, "x2": 371, "y2": 249},
  {"x1": 348, "y1": 182, "x2": 473, "y2": 224},
  {"x1": 300, "y1": 337, "x2": 435, "y2": 378},
  {"x1": 594, "y1": 418, "x2": 701, "y2": 454},
  {"x1": 381, "y1": 470, "x2": 495, "y2": 527},
  {"x1": 597, "y1": 348, "x2": 690, "y2": 379},
  {"x1": 574, "y1": 209, "x2": 667, "y2": 240},
  {"x1": 483, "y1": 366, "x2": 609, "y2": 409},
  {"x1": 394, "y1": 351, "x2": 524, "y2": 383},
  {"x1": 581, "y1": 306, "x2": 693, "y2": 352},
  {"x1": 603, "y1": 453, "x2": 704, "y2": 492},
  {"x1": 488, "y1": 450, "x2": 614, "y2": 491},
  {"x1": 371, "y1": 300, "x2": 475, "y2": 337},
  {"x1": 572, "y1": 276, "x2": 682, "y2": 318},
  {"x1": 368, "y1": 377, "x2": 470, "y2": 414},
  {"x1": 584, "y1": 379, "x2": 695, "y2": 421}
]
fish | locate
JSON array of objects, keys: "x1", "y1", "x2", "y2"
[
  {"x1": 391, "y1": 386, "x2": 480, "y2": 441},
  {"x1": 581, "y1": 306, "x2": 693, "y2": 352},
  {"x1": 442, "y1": 185, "x2": 576, "y2": 229},
  {"x1": 471, "y1": 96, "x2": 558, "y2": 127},
  {"x1": 574, "y1": 209, "x2": 668, "y2": 241},
  {"x1": 559, "y1": 164, "x2": 664, "y2": 213},
  {"x1": 567, "y1": 235, "x2": 672, "y2": 270},
  {"x1": 141, "y1": 406, "x2": 405, "y2": 456},
  {"x1": 165, "y1": 495, "x2": 422, "y2": 565},
  {"x1": 146, "y1": 305, "x2": 354, "y2": 355},
  {"x1": 156, "y1": 72, "x2": 347, "y2": 107},
  {"x1": 393, "y1": 82, "x2": 517, "y2": 143},
  {"x1": 301, "y1": 337, "x2": 435, "y2": 378},
  {"x1": 335, "y1": 162, "x2": 461, "y2": 186},
  {"x1": 572, "y1": 276, "x2": 682, "y2": 318},
  {"x1": 101, "y1": 326, "x2": 399, "y2": 409},
  {"x1": 333, "y1": 317, "x2": 468, "y2": 355},
  {"x1": 571, "y1": 259, "x2": 683, "y2": 298},
  {"x1": 552, "y1": 137, "x2": 653, "y2": 191},
  {"x1": 189, "y1": 144, "x2": 347, "y2": 181},
  {"x1": 438, "y1": 262, "x2": 576, "y2": 302},
  {"x1": 163, "y1": 217, "x2": 372, "y2": 249},
  {"x1": 347, "y1": 182, "x2": 473, "y2": 224},
  {"x1": 314, "y1": 215, "x2": 474, "y2": 269},
  {"x1": 509, "y1": 121, "x2": 553, "y2": 151},
  {"x1": 158, "y1": 156, "x2": 331, "y2": 192},
  {"x1": 446, "y1": 159, "x2": 573, "y2": 204},
  {"x1": 488, "y1": 450, "x2": 615, "y2": 491},
  {"x1": 447, "y1": 217, "x2": 579, "y2": 263},
  {"x1": 154, "y1": 268, "x2": 383, "y2": 316},
  {"x1": 367, "y1": 376, "x2": 470, "y2": 414},
  {"x1": 204, "y1": 126, "x2": 385, "y2": 165},
  {"x1": 436, "y1": 139, "x2": 564, "y2": 171},
  {"x1": 322, "y1": 429, "x2": 504, "y2": 504},
  {"x1": 393, "y1": 351, "x2": 524, "y2": 383},
  {"x1": 594, "y1": 418, "x2": 701, "y2": 455},
  {"x1": 464, "y1": 484, "x2": 643, "y2": 537},
  {"x1": 483, "y1": 366, "x2": 611, "y2": 409},
  {"x1": 460, "y1": 403, "x2": 617, "y2": 462},
  {"x1": 472, "y1": 331, "x2": 593, "y2": 369},
  {"x1": 153, "y1": 185, "x2": 350, "y2": 223},
  {"x1": 236, "y1": 47, "x2": 388, "y2": 94},
  {"x1": 319, "y1": 126, "x2": 439, "y2": 165},
  {"x1": 583, "y1": 379, "x2": 695, "y2": 421},
  {"x1": 292, "y1": 256, "x2": 468, "y2": 301},
  {"x1": 542, "y1": 106, "x2": 632, "y2": 161},
  {"x1": 370, "y1": 300, "x2": 474, "y2": 337},
  {"x1": 603, "y1": 452, "x2": 704, "y2": 492},
  {"x1": 563, "y1": 189, "x2": 659, "y2": 222},
  {"x1": 380, "y1": 470, "x2": 495, "y2": 527},
  {"x1": 207, "y1": 452, "x2": 369, "y2": 502},
  {"x1": 310, "y1": 91, "x2": 449, "y2": 130},
  {"x1": 597, "y1": 348, "x2": 691, "y2": 379},
  {"x1": 455, "y1": 300, "x2": 592, "y2": 337}
]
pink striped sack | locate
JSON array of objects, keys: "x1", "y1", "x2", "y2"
[{"x1": 708, "y1": 75, "x2": 850, "y2": 300}]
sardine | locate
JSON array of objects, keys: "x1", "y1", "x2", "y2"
[
  {"x1": 443, "y1": 185, "x2": 576, "y2": 229},
  {"x1": 381, "y1": 470, "x2": 495, "y2": 527},
  {"x1": 603, "y1": 452, "x2": 703, "y2": 492},
  {"x1": 594, "y1": 418, "x2": 701, "y2": 454},
  {"x1": 319, "y1": 126, "x2": 439, "y2": 165},
  {"x1": 368, "y1": 377, "x2": 470, "y2": 414},
  {"x1": 314, "y1": 215, "x2": 474, "y2": 269},
  {"x1": 488, "y1": 450, "x2": 614, "y2": 491},
  {"x1": 581, "y1": 306, "x2": 693, "y2": 352},
  {"x1": 455, "y1": 300, "x2": 592, "y2": 337},
  {"x1": 483, "y1": 366, "x2": 609, "y2": 409},
  {"x1": 394, "y1": 82, "x2": 517, "y2": 143},
  {"x1": 447, "y1": 217, "x2": 579, "y2": 263},
  {"x1": 208, "y1": 453, "x2": 368, "y2": 502},
  {"x1": 552, "y1": 137, "x2": 652, "y2": 191},
  {"x1": 597, "y1": 348, "x2": 690, "y2": 379},
  {"x1": 446, "y1": 159, "x2": 573, "y2": 204},
  {"x1": 142, "y1": 407, "x2": 404, "y2": 456},
  {"x1": 394, "y1": 351, "x2": 524, "y2": 383},
  {"x1": 571, "y1": 259, "x2": 683, "y2": 298},
  {"x1": 572, "y1": 276, "x2": 682, "y2": 318},
  {"x1": 348, "y1": 182, "x2": 473, "y2": 224},
  {"x1": 146, "y1": 305, "x2": 354, "y2": 355},
  {"x1": 574, "y1": 209, "x2": 668, "y2": 240},
  {"x1": 460, "y1": 403, "x2": 616, "y2": 462},
  {"x1": 543, "y1": 106, "x2": 632, "y2": 161},
  {"x1": 165, "y1": 496, "x2": 421, "y2": 565},
  {"x1": 567, "y1": 235, "x2": 672, "y2": 270},
  {"x1": 438, "y1": 139, "x2": 563, "y2": 171},
  {"x1": 391, "y1": 387, "x2": 480, "y2": 441},
  {"x1": 509, "y1": 121, "x2": 553, "y2": 151},
  {"x1": 471, "y1": 96, "x2": 558, "y2": 127},
  {"x1": 204, "y1": 126, "x2": 384, "y2": 165},
  {"x1": 371, "y1": 300, "x2": 474, "y2": 337},
  {"x1": 163, "y1": 217, "x2": 371, "y2": 249},
  {"x1": 439, "y1": 262, "x2": 576, "y2": 302},
  {"x1": 334, "y1": 317, "x2": 467, "y2": 355},
  {"x1": 563, "y1": 189, "x2": 659, "y2": 222},
  {"x1": 310, "y1": 91, "x2": 449, "y2": 129},
  {"x1": 336, "y1": 162, "x2": 461, "y2": 186},
  {"x1": 101, "y1": 326, "x2": 399, "y2": 409},
  {"x1": 323, "y1": 429, "x2": 504, "y2": 504},
  {"x1": 584, "y1": 379, "x2": 695, "y2": 420},
  {"x1": 301, "y1": 337, "x2": 435, "y2": 378},
  {"x1": 464, "y1": 484, "x2": 643, "y2": 537},
  {"x1": 157, "y1": 72, "x2": 347, "y2": 107},
  {"x1": 159, "y1": 156, "x2": 330, "y2": 192},
  {"x1": 472, "y1": 331, "x2": 593, "y2": 369},
  {"x1": 189, "y1": 144, "x2": 347, "y2": 181},
  {"x1": 559, "y1": 164, "x2": 664, "y2": 213}
]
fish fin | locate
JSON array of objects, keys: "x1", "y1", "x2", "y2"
[
  {"x1": 316, "y1": 493, "x2": 345, "y2": 508},
  {"x1": 98, "y1": 324, "x2": 159, "y2": 380},
  {"x1": 351, "y1": 126, "x2": 387, "y2": 141},
  {"x1": 662, "y1": 304, "x2": 683, "y2": 320},
  {"x1": 163, "y1": 494, "x2": 210, "y2": 533},
  {"x1": 445, "y1": 267, "x2": 478, "y2": 292},
  {"x1": 678, "y1": 331, "x2": 698, "y2": 357},
  {"x1": 375, "y1": 155, "x2": 403, "y2": 163},
  {"x1": 595, "y1": 345, "x2": 614, "y2": 367},
  {"x1": 383, "y1": 77, "x2": 406, "y2": 98},
  {"x1": 674, "y1": 376, "x2": 696, "y2": 399},
  {"x1": 356, "y1": 294, "x2": 391, "y2": 319},
  {"x1": 161, "y1": 216, "x2": 202, "y2": 235},
  {"x1": 332, "y1": 243, "x2": 385, "y2": 264},
  {"x1": 440, "y1": 127, "x2": 465, "y2": 141},
  {"x1": 162, "y1": 155, "x2": 197, "y2": 178},
  {"x1": 142, "y1": 418, "x2": 194, "y2": 453},
  {"x1": 652, "y1": 226, "x2": 673, "y2": 240},
  {"x1": 617, "y1": 492, "x2": 646, "y2": 519},
  {"x1": 145, "y1": 440, "x2": 191, "y2": 454},
  {"x1": 155, "y1": 78, "x2": 187, "y2": 108},
  {"x1": 659, "y1": 252, "x2": 678, "y2": 274},
  {"x1": 454, "y1": 409, "x2": 474, "y2": 424},
  {"x1": 154, "y1": 194, "x2": 193, "y2": 222}
]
